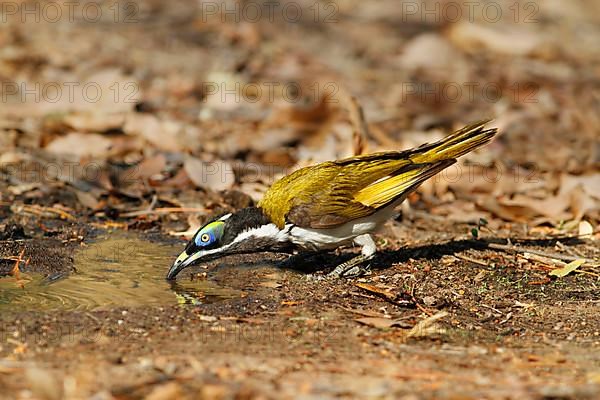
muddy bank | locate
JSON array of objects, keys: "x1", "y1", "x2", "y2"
[
  {"x1": 1, "y1": 217, "x2": 599, "y2": 398},
  {"x1": 2, "y1": 0, "x2": 600, "y2": 397}
]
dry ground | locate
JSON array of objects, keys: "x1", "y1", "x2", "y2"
[{"x1": 1, "y1": 0, "x2": 600, "y2": 398}]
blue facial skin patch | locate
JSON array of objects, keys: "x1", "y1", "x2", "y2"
[{"x1": 194, "y1": 221, "x2": 225, "y2": 247}]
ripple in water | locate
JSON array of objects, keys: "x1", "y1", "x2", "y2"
[{"x1": 0, "y1": 233, "x2": 241, "y2": 311}]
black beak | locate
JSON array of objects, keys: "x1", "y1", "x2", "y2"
[
  {"x1": 166, "y1": 249, "x2": 224, "y2": 280},
  {"x1": 166, "y1": 249, "x2": 196, "y2": 280},
  {"x1": 166, "y1": 259, "x2": 185, "y2": 280}
]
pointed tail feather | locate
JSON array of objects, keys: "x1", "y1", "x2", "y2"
[
  {"x1": 354, "y1": 159, "x2": 455, "y2": 208},
  {"x1": 410, "y1": 120, "x2": 497, "y2": 164}
]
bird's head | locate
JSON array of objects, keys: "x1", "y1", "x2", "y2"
[{"x1": 166, "y1": 207, "x2": 284, "y2": 280}]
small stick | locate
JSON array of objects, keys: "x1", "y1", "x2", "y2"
[
  {"x1": 480, "y1": 304, "x2": 503, "y2": 315},
  {"x1": 576, "y1": 270, "x2": 600, "y2": 278},
  {"x1": 121, "y1": 207, "x2": 207, "y2": 218},
  {"x1": 455, "y1": 254, "x2": 489, "y2": 267},
  {"x1": 16, "y1": 204, "x2": 76, "y2": 220},
  {"x1": 407, "y1": 311, "x2": 448, "y2": 338},
  {"x1": 10, "y1": 249, "x2": 25, "y2": 279},
  {"x1": 486, "y1": 243, "x2": 597, "y2": 264},
  {"x1": 146, "y1": 194, "x2": 158, "y2": 212},
  {"x1": 556, "y1": 241, "x2": 587, "y2": 258},
  {"x1": 345, "y1": 95, "x2": 370, "y2": 156},
  {"x1": 410, "y1": 283, "x2": 435, "y2": 316},
  {"x1": 355, "y1": 282, "x2": 415, "y2": 308}
]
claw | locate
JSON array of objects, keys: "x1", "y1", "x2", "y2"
[
  {"x1": 328, "y1": 254, "x2": 372, "y2": 278},
  {"x1": 304, "y1": 274, "x2": 326, "y2": 282},
  {"x1": 342, "y1": 265, "x2": 368, "y2": 277}
]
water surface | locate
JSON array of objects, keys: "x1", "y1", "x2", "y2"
[{"x1": 0, "y1": 233, "x2": 240, "y2": 311}]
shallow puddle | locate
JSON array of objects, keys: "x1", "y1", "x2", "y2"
[{"x1": 0, "y1": 233, "x2": 241, "y2": 311}]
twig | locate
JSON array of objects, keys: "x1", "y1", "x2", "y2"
[
  {"x1": 480, "y1": 304, "x2": 503, "y2": 315},
  {"x1": 455, "y1": 254, "x2": 489, "y2": 267},
  {"x1": 120, "y1": 207, "x2": 207, "y2": 218},
  {"x1": 487, "y1": 243, "x2": 597, "y2": 264},
  {"x1": 10, "y1": 249, "x2": 31, "y2": 288},
  {"x1": 409, "y1": 283, "x2": 435, "y2": 316},
  {"x1": 146, "y1": 194, "x2": 158, "y2": 212},
  {"x1": 407, "y1": 311, "x2": 448, "y2": 338},
  {"x1": 355, "y1": 283, "x2": 414, "y2": 308},
  {"x1": 12, "y1": 204, "x2": 76, "y2": 220},
  {"x1": 575, "y1": 270, "x2": 600, "y2": 278},
  {"x1": 556, "y1": 241, "x2": 587, "y2": 258},
  {"x1": 85, "y1": 312, "x2": 101, "y2": 324},
  {"x1": 346, "y1": 95, "x2": 369, "y2": 156},
  {"x1": 518, "y1": 253, "x2": 563, "y2": 266},
  {"x1": 10, "y1": 249, "x2": 25, "y2": 279},
  {"x1": 339, "y1": 306, "x2": 386, "y2": 318}
]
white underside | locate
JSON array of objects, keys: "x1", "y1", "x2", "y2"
[{"x1": 287, "y1": 202, "x2": 398, "y2": 252}]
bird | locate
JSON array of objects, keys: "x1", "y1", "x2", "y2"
[{"x1": 167, "y1": 120, "x2": 497, "y2": 280}]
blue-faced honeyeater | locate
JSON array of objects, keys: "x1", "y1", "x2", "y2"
[{"x1": 167, "y1": 120, "x2": 497, "y2": 279}]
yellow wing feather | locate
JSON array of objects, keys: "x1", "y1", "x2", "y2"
[
  {"x1": 354, "y1": 168, "x2": 428, "y2": 208},
  {"x1": 259, "y1": 120, "x2": 497, "y2": 229}
]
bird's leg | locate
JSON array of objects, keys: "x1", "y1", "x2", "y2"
[{"x1": 328, "y1": 234, "x2": 376, "y2": 278}]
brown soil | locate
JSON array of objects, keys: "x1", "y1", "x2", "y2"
[
  {"x1": 1, "y1": 0, "x2": 600, "y2": 398},
  {"x1": 1, "y1": 212, "x2": 599, "y2": 399}
]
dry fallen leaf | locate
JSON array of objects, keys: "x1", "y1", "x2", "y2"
[
  {"x1": 184, "y1": 157, "x2": 235, "y2": 192},
  {"x1": 73, "y1": 189, "x2": 100, "y2": 210},
  {"x1": 549, "y1": 259, "x2": 586, "y2": 278},
  {"x1": 64, "y1": 112, "x2": 125, "y2": 132},
  {"x1": 569, "y1": 186, "x2": 598, "y2": 221},
  {"x1": 355, "y1": 317, "x2": 412, "y2": 329},
  {"x1": 579, "y1": 221, "x2": 594, "y2": 239},
  {"x1": 560, "y1": 173, "x2": 600, "y2": 201},
  {"x1": 407, "y1": 311, "x2": 448, "y2": 339},
  {"x1": 123, "y1": 114, "x2": 184, "y2": 152},
  {"x1": 355, "y1": 282, "x2": 398, "y2": 303},
  {"x1": 129, "y1": 154, "x2": 167, "y2": 181},
  {"x1": 25, "y1": 367, "x2": 63, "y2": 400},
  {"x1": 448, "y1": 22, "x2": 549, "y2": 57},
  {"x1": 399, "y1": 33, "x2": 470, "y2": 82},
  {"x1": 498, "y1": 193, "x2": 571, "y2": 220},
  {"x1": 45, "y1": 132, "x2": 113, "y2": 158},
  {"x1": 145, "y1": 382, "x2": 183, "y2": 400}
]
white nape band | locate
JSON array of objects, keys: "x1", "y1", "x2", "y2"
[{"x1": 232, "y1": 223, "x2": 288, "y2": 244}]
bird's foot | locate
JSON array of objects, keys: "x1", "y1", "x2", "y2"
[
  {"x1": 304, "y1": 273, "x2": 326, "y2": 282},
  {"x1": 327, "y1": 254, "x2": 372, "y2": 278},
  {"x1": 341, "y1": 264, "x2": 371, "y2": 278}
]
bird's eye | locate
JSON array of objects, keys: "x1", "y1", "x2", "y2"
[{"x1": 194, "y1": 220, "x2": 225, "y2": 248}]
